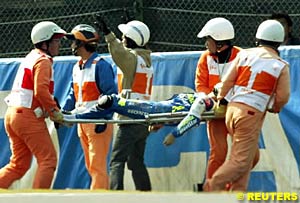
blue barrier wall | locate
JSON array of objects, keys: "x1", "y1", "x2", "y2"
[{"x1": 0, "y1": 48, "x2": 299, "y2": 192}]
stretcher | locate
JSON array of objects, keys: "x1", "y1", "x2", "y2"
[{"x1": 63, "y1": 111, "x2": 224, "y2": 125}]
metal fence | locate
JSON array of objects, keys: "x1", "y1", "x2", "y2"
[{"x1": 1, "y1": 0, "x2": 300, "y2": 58}]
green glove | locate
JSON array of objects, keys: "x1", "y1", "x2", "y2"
[{"x1": 51, "y1": 110, "x2": 64, "y2": 123}]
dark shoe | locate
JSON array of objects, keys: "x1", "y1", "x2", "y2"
[{"x1": 193, "y1": 183, "x2": 203, "y2": 192}]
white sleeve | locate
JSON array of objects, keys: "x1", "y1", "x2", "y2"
[{"x1": 189, "y1": 97, "x2": 206, "y2": 119}]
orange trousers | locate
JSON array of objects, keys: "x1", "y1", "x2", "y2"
[
  {"x1": 0, "y1": 107, "x2": 57, "y2": 189},
  {"x1": 206, "y1": 119, "x2": 228, "y2": 179},
  {"x1": 78, "y1": 123, "x2": 113, "y2": 189},
  {"x1": 204, "y1": 102, "x2": 262, "y2": 191}
]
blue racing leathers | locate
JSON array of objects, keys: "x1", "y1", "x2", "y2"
[{"x1": 73, "y1": 93, "x2": 215, "y2": 137}]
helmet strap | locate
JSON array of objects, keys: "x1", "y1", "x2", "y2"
[
  {"x1": 72, "y1": 40, "x2": 84, "y2": 55},
  {"x1": 216, "y1": 43, "x2": 224, "y2": 50},
  {"x1": 216, "y1": 40, "x2": 231, "y2": 52},
  {"x1": 35, "y1": 40, "x2": 52, "y2": 56},
  {"x1": 125, "y1": 36, "x2": 140, "y2": 49},
  {"x1": 45, "y1": 41, "x2": 51, "y2": 56}
]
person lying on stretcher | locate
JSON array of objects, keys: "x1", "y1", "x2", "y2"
[{"x1": 63, "y1": 91, "x2": 227, "y2": 146}]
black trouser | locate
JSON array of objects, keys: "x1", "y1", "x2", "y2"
[{"x1": 109, "y1": 124, "x2": 151, "y2": 191}]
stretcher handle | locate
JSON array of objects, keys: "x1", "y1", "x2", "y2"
[{"x1": 64, "y1": 111, "x2": 223, "y2": 124}]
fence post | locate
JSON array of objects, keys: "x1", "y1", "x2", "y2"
[{"x1": 133, "y1": 0, "x2": 143, "y2": 21}]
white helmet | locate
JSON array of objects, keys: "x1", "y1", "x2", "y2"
[
  {"x1": 197, "y1": 17, "x2": 234, "y2": 41},
  {"x1": 31, "y1": 21, "x2": 66, "y2": 44},
  {"x1": 255, "y1": 20, "x2": 284, "y2": 42},
  {"x1": 118, "y1": 20, "x2": 150, "y2": 46}
]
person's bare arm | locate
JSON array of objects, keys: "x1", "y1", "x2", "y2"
[{"x1": 272, "y1": 65, "x2": 290, "y2": 112}]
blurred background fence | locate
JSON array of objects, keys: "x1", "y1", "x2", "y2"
[{"x1": 1, "y1": 0, "x2": 300, "y2": 58}]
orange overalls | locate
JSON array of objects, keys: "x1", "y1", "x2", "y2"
[
  {"x1": 205, "y1": 47, "x2": 290, "y2": 191},
  {"x1": 0, "y1": 49, "x2": 59, "y2": 188},
  {"x1": 195, "y1": 47, "x2": 241, "y2": 180},
  {"x1": 70, "y1": 55, "x2": 116, "y2": 189}
]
